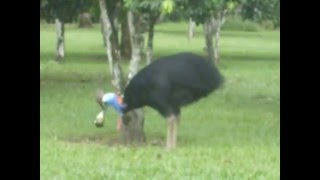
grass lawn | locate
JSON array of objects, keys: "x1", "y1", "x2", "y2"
[{"x1": 40, "y1": 22, "x2": 280, "y2": 179}]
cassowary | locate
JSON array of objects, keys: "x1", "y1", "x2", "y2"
[{"x1": 96, "y1": 52, "x2": 224, "y2": 149}]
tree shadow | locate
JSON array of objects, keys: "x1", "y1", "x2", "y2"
[
  {"x1": 40, "y1": 52, "x2": 107, "y2": 62},
  {"x1": 155, "y1": 29, "x2": 189, "y2": 36},
  {"x1": 155, "y1": 29, "x2": 279, "y2": 40},
  {"x1": 222, "y1": 53, "x2": 280, "y2": 61}
]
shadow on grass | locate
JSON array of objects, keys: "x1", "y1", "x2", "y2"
[
  {"x1": 41, "y1": 51, "x2": 279, "y2": 64},
  {"x1": 155, "y1": 29, "x2": 191, "y2": 36},
  {"x1": 222, "y1": 54, "x2": 280, "y2": 61},
  {"x1": 40, "y1": 52, "x2": 108, "y2": 63},
  {"x1": 154, "y1": 50, "x2": 279, "y2": 62},
  {"x1": 155, "y1": 29, "x2": 279, "y2": 39}
]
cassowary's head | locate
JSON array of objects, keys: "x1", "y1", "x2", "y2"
[{"x1": 95, "y1": 89, "x2": 105, "y2": 110}]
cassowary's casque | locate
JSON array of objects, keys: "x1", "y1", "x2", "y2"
[{"x1": 96, "y1": 52, "x2": 224, "y2": 149}]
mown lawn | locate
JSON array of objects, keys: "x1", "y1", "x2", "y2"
[{"x1": 40, "y1": 22, "x2": 280, "y2": 179}]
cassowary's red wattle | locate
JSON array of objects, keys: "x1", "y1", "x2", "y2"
[{"x1": 122, "y1": 52, "x2": 224, "y2": 149}]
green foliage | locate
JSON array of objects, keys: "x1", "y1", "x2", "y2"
[
  {"x1": 261, "y1": 20, "x2": 275, "y2": 30},
  {"x1": 137, "y1": 0, "x2": 163, "y2": 16},
  {"x1": 123, "y1": 0, "x2": 163, "y2": 13},
  {"x1": 88, "y1": 3, "x2": 101, "y2": 23},
  {"x1": 227, "y1": 1, "x2": 235, "y2": 10},
  {"x1": 241, "y1": 0, "x2": 280, "y2": 28},
  {"x1": 123, "y1": 0, "x2": 139, "y2": 10},
  {"x1": 41, "y1": 0, "x2": 96, "y2": 23},
  {"x1": 123, "y1": 0, "x2": 164, "y2": 28},
  {"x1": 175, "y1": 0, "x2": 241, "y2": 25},
  {"x1": 161, "y1": 0, "x2": 174, "y2": 14},
  {"x1": 222, "y1": 16, "x2": 262, "y2": 31}
]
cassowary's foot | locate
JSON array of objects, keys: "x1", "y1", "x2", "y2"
[{"x1": 166, "y1": 114, "x2": 179, "y2": 150}]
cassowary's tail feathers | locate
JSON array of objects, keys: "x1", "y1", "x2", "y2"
[
  {"x1": 208, "y1": 64, "x2": 225, "y2": 92},
  {"x1": 172, "y1": 63, "x2": 224, "y2": 107}
]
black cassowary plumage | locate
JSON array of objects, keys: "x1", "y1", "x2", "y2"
[
  {"x1": 122, "y1": 52, "x2": 224, "y2": 149},
  {"x1": 123, "y1": 52, "x2": 224, "y2": 117}
]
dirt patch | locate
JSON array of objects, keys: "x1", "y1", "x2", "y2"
[
  {"x1": 62, "y1": 134, "x2": 165, "y2": 147},
  {"x1": 251, "y1": 94, "x2": 279, "y2": 103},
  {"x1": 62, "y1": 134, "x2": 121, "y2": 146}
]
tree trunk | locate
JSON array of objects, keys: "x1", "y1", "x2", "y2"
[
  {"x1": 156, "y1": 13, "x2": 165, "y2": 24},
  {"x1": 121, "y1": 109, "x2": 146, "y2": 144},
  {"x1": 99, "y1": 1, "x2": 145, "y2": 145},
  {"x1": 99, "y1": 0, "x2": 113, "y2": 75},
  {"x1": 213, "y1": 11, "x2": 226, "y2": 65},
  {"x1": 100, "y1": 17, "x2": 107, "y2": 47},
  {"x1": 203, "y1": 11, "x2": 227, "y2": 65},
  {"x1": 203, "y1": 17, "x2": 214, "y2": 65},
  {"x1": 146, "y1": 14, "x2": 157, "y2": 65},
  {"x1": 120, "y1": 10, "x2": 132, "y2": 60},
  {"x1": 146, "y1": 24, "x2": 154, "y2": 65},
  {"x1": 213, "y1": 13, "x2": 222, "y2": 65},
  {"x1": 110, "y1": 25, "x2": 120, "y2": 61},
  {"x1": 127, "y1": 11, "x2": 144, "y2": 79},
  {"x1": 110, "y1": 58, "x2": 146, "y2": 145},
  {"x1": 118, "y1": 10, "x2": 146, "y2": 144},
  {"x1": 214, "y1": 25, "x2": 220, "y2": 65},
  {"x1": 110, "y1": 2, "x2": 121, "y2": 61},
  {"x1": 188, "y1": 18, "x2": 196, "y2": 41},
  {"x1": 55, "y1": 18, "x2": 65, "y2": 61},
  {"x1": 111, "y1": 62, "x2": 126, "y2": 94},
  {"x1": 78, "y1": 12, "x2": 93, "y2": 28}
]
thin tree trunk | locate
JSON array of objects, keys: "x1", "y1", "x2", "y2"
[
  {"x1": 110, "y1": 28, "x2": 120, "y2": 61},
  {"x1": 213, "y1": 10, "x2": 226, "y2": 65},
  {"x1": 118, "y1": 10, "x2": 146, "y2": 144},
  {"x1": 55, "y1": 18, "x2": 65, "y2": 61},
  {"x1": 121, "y1": 109, "x2": 146, "y2": 144},
  {"x1": 110, "y1": 56, "x2": 146, "y2": 145},
  {"x1": 213, "y1": 13, "x2": 222, "y2": 65},
  {"x1": 111, "y1": 59, "x2": 126, "y2": 97},
  {"x1": 188, "y1": 17, "x2": 196, "y2": 41},
  {"x1": 99, "y1": 0, "x2": 113, "y2": 75},
  {"x1": 120, "y1": 10, "x2": 132, "y2": 60},
  {"x1": 127, "y1": 11, "x2": 144, "y2": 79},
  {"x1": 110, "y1": 2, "x2": 121, "y2": 61},
  {"x1": 146, "y1": 23, "x2": 154, "y2": 65},
  {"x1": 100, "y1": 17, "x2": 107, "y2": 47},
  {"x1": 156, "y1": 13, "x2": 165, "y2": 24},
  {"x1": 99, "y1": 1, "x2": 145, "y2": 145},
  {"x1": 214, "y1": 25, "x2": 220, "y2": 65},
  {"x1": 78, "y1": 12, "x2": 92, "y2": 28},
  {"x1": 146, "y1": 14, "x2": 158, "y2": 65},
  {"x1": 203, "y1": 17, "x2": 214, "y2": 64}
]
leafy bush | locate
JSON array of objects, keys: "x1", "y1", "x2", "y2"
[{"x1": 222, "y1": 16, "x2": 262, "y2": 32}]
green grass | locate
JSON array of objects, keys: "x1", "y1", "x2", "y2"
[{"x1": 40, "y1": 22, "x2": 280, "y2": 179}]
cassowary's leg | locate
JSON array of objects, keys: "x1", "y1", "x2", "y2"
[
  {"x1": 166, "y1": 116, "x2": 174, "y2": 149},
  {"x1": 172, "y1": 115, "x2": 179, "y2": 148},
  {"x1": 166, "y1": 114, "x2": 179, "y2": 150}
]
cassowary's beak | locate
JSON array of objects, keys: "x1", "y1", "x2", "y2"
[
  {"x1": 98, "y1": 102, "x2": 104, "y2": 110},
  {"x1": 96, "y1": 89, "x2": 105, "y2": 110}
]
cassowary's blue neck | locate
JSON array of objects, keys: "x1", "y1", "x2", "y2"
[{"x1": 102, "y1": 93, "x2": 126, "y2": 116}]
